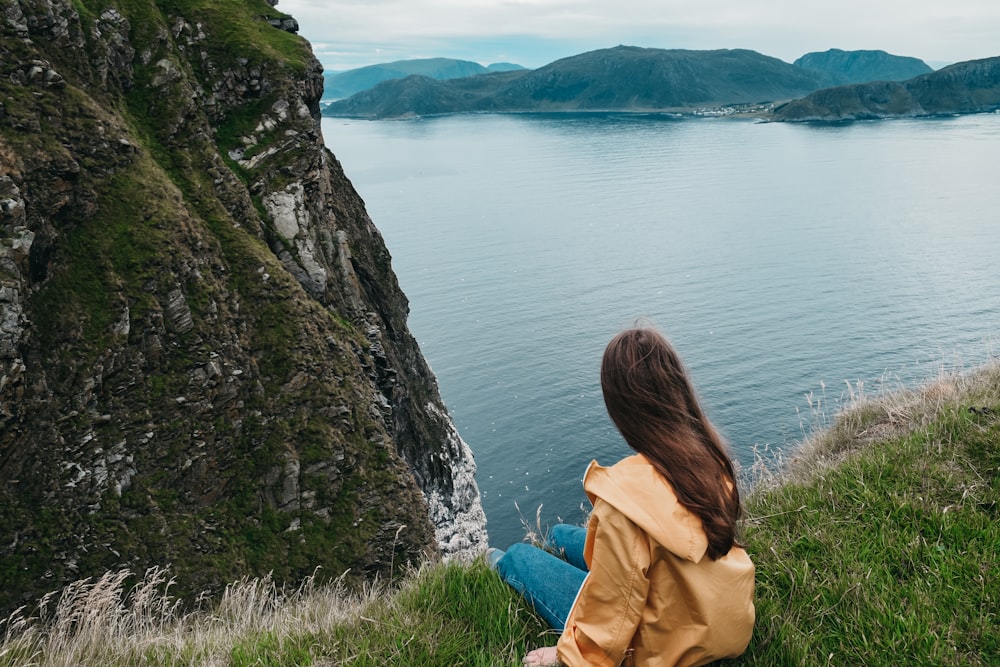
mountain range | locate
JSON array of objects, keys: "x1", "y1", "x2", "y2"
[
  {"x1": 323, "y1": 58, "x2": 525, "y2": 100},
  {"x1": 772, "y1": 56, "x2": 1000, "y2": 121},
  {"x1": 323, "y1": 46, "x2": 939, "y2": 118}
]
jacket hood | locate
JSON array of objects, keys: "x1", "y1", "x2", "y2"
[{"x1": 583, "y1": 454, "x2": 709, "y2": 563}]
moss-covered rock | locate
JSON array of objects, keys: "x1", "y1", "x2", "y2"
[{"x1": 0, "y1": 0, "x2": 486, "y2": 613}]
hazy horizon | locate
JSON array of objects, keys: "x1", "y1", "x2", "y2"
[
  {"x1": 279, "y1": 1, "x2": 998, "y2": 72},
  {"x1": 315, "y1": 48, "x2": 958, "y2": 76}
]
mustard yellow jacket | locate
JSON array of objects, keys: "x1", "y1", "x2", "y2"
[{"x1": 556, "y1": 455, "x2": 755, "y2": 667}]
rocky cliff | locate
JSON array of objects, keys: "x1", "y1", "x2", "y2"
[{"x1": 0, "y1": 0, "x2": 486, "y2": 613}]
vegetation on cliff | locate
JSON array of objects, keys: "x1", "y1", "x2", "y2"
[
  {"x1": 2, "y1": 361, "x2": 996, "y2": 665},
  {"x1": 0, "y1": 0, "x2": 485, "y2": 615}
]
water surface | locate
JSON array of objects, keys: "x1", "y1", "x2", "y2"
[{"x1": 322, "y1": 113, "x2": 1000, "y2": 548}]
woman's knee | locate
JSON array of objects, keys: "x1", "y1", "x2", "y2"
[
  {"x1": 496, "y1": 543, "x2": 543, "y2": 589},
  {"x1": 499, "y1": 543, "x2": 543, "y2": 571},
  {"x1": 547, "y1": 524, "x2": 588, "y2": 570},
  {"x1": 549, "y1": 523, "x2": 585, "y2": 547}
]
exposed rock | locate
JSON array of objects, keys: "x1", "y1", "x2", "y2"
[
  {"x1": 0, "y1": 0, "x2": 486, "y2": 613},
  {"x1": 164, "y1": 288, "x2": 194, "y2": 334},
  {"x1": 423, "y1": 402, "x2": 489, "y2": 554},
  {"x1": 267, "y1": 17, "x2": 299, "y2": 34}
]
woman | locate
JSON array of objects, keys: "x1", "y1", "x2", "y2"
[{"x1": 490, "y1": 326, "x2": 755, "y2": 666}]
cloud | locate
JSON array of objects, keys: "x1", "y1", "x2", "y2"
[{"x1": 276, "y1": 0, "x2": 1000, "y2": 70}]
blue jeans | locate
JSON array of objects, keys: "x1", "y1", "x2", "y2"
[{"x1": 495, "y1": 524, "x2": 589, "y2": 631}]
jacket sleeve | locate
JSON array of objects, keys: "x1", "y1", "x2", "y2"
[{"x1": 557, "y1": 500, "x2": 650, "y2": 667}]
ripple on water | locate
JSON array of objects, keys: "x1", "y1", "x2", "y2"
[{"x1": 323, "y1": 113, "x2": 1000, "y2": 548}]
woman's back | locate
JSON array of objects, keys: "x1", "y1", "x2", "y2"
[
  {"x1": 556, "y1": 455, "x2": 755, "y2": 667},
  {"x1": 496, "y1": 326, "x2": 755, "y2": 667}
]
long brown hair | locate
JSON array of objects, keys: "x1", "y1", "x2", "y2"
[{"x1": 600, "y1": 326, "x2": 740, "y2": 560}]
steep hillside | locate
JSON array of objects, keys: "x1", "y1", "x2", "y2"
[
  {"x1": 0, "y1": 0, "x2": 486, "y2": 613},
  {"x1": 322, "y1": 57, "x2": 495, "y2": 100},
  {"x1": 773, "y1": 56, "x2": 1000, "y2": 121},
  {"x1": 325, "y1": 46, "x2": 827, "y2": 118},
  {"x1": 794, "y1": 48, "x2": 933, "y2": 85}
]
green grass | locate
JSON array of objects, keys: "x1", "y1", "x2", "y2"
[
  {"x1": 2, "y1": 363, "x2": 997, "y2": 666},
  {"x1": 85, "y1": 0, "x2": 310, "y2": 73},
  {"x1": 312, "y1": 562, "x2": 550, "y2": 666},
  {"x1": 28, "y1": 155, "x2": 172, "y2": 362},
  {"x1": 740, "y1": 367, "x2": 1000, "y2": 666}
]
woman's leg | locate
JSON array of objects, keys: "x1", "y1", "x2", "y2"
[
  {"x1": 495, "y1": 543, "x2": 587, "y2": 631},
  {"x1": 547, "y1": 524, "x2": 588, "y2": 571}
]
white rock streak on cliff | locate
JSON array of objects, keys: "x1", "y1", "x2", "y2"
[
  {"x1": 262, "y1": 182, "x2": 328, "y2": 294},
  {"x1": 423, "y1": 402, "x2": 489, "y2": 559}
]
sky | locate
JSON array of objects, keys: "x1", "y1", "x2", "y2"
[{"x1": 277, "y1": 0, "x2": 1000, "y2": 72}]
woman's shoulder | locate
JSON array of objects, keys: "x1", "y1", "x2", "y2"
[
  {"x1": 584, "y1": 455, "x2": 710, "y2": 562},
  {"x1": 583, "y1": 453, "x2": 648, "y2": 478},
  {"x1": 583, "y1": 454, "x2": 668, "y2": 496}
]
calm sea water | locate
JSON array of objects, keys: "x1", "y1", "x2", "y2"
[{"x1": 321, "y1": 113, "x2": 1000, "y2": 549}]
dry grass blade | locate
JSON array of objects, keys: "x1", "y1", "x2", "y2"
[
  {"x1": 0, "y1": 566, "x2": 380, "y2": 666},
  {"x1": 753, "y1": 359, "x2": 1000, "y2": 490}
]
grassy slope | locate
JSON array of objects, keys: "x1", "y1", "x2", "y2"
[
  {"x1": 1, "y1": 364, "x2": 997, "y2": 666},
  {"x1": 742, "y1": 364, "x2": 999, "y2": 665}
]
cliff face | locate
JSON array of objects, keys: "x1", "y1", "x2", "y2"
[{"x1": 0, "y1": 0, "x2": 486, "y2": 613}]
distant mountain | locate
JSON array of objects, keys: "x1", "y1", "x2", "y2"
[
  {"x1": 325, "y1": 70, "x2": 526, "y2": 118},
  {"x1": 486, "y1": 62, "x2": 526, "y2": 72},
  {"x1": 772, "y1": 56, "x2": 1000, "y2": 121},
  {"x1": 794, "y1": 49, "x2": 933, "y2": 85},
  {"x1": 322, "y1": 58, "x2": 518, "y2": 100},
  {"x1": 325, "y1": 46, "x2": 828, "y2": 118}
]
